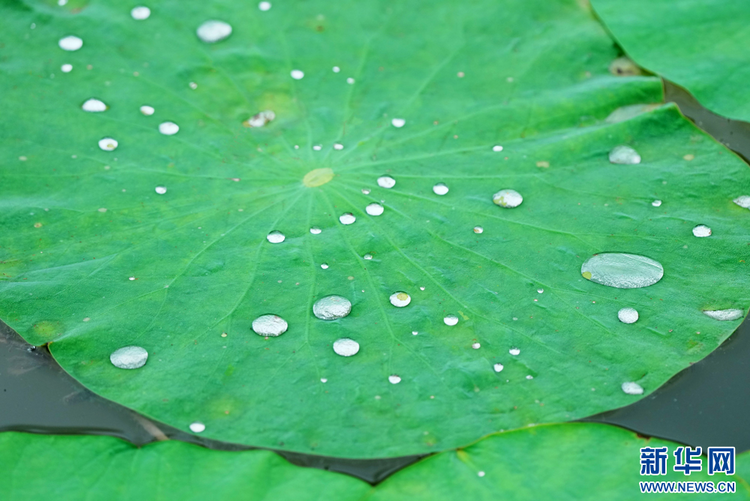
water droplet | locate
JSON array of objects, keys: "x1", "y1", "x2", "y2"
[
  {"x1": 312, "y1": 145, "x2": 322, "y2": 151},
  {"x1": 443, "y1": 315, "x2": 458, "y2": 326},
  {"x1": 320, "y1": 263, "x2": 329, "y2": 269},
  {"x1": 412, "y1": 331, "x2": 418, "y2": 336},
  {"x1": 366, "y1": 203, "x2": 384, "y2": 216},
  {"x1": 361, "y1": 188, "x2": 371, "y2": 194},
  {"x1": 333, "y1": 143, "x2": 344, "y2": 150},
  {"x1": 189, "y1": 81, "x2": 197, "y2": 90},
  {"x1": 266, "y1": 230, "x2": 285, "y2": 243},
  {"x1": 189, "y1": 422, "x2": 206, "y2": 433},
  {"x1": 110, "y1": 346, "x2": 148, "y2": 369},
  {"x1": 251, "y1": 314, "x2": 288, "y2": 336},
  {"x1": 617, "y1": 307, "x2": 639, "y2": 324},
  {"x1": 130, "y1": 6, "x2": 151, "y2": 20},
  {"x1": 363, "y1": 253, "x2": 373, "y2": 260},
  {"x1": 733, "y1": 196, "x2": 750, "y2": 209},
  {"x1": 159, "y1": 121, "x2": 179, "y2": 135},
  {"x1": 82, "y1": 98, "x2": 107, "y2": 112},
  {"x1": 692, "y1": 225, "x2": 711, "y2": 237},
  {"x1": 391, "y1": 118, "x2": 405, "y2": 128},
  {"x1": 320, "y1": 378, "x2": 328, "y2": 383},
  {"x1": 652, "y1": 199, "x2": 662, "y2": 207},
  {"x1": 492, "y1": 189, "x2": 523, "y2": 208},
  {"x1": 581, "y1": 253, "x2": 664, "y2": 289},
  {"x1": 339, "y1": 213, "x2": 356, "y2": 225},
  {"x1": 244, "y1": 110, "x2": 275, "y2": 128},
  {"x1": 196, "y1": 20, "x2": 232, "y2": 43},
  {"x1": 493, "y1": 363, "x2": 504, "y2": 372},
  {"x1": 128, "y1": 276, "x2": 136, "y2": 281},
  {"x1": 703, "y1": 309, "x2": 744, "y2": 321},
  {"x1": 473, "y1": 226, "x2": 483, "y2": 234},
  {"x1": 61, "y1": 63, "x2": 73, "y2": 73},
  {"x1": 313, "y1": 295, "x2": 352, "y2": 320},
  {"x1": 420, "y1": 287, "x2": 425, "y2": 291},
  {"x1": 478, "y1": 471, "x2": 485, "y2": 477},
  {"x1": 492, "y1": 145, "x2": 503, "y2": 152},
  {"x1": 388, "y1": 375, "x2": 401, "y2": 384},
  {"x1": 608, "y1": 145, "x2": 641, "y2": 164},
  {"x1": 98, "y1": 138, "x2": 118, "y2": 151},
  {"x1": 333, "y1": 338, "x2": 360, "y2": 357},
  {"x1": 389, "y1": 292, "x2": 411, "y2": 307},
  {"x1": 377, "y1": 176, "x2": 395, "y2": 189},
  {"x1": 310, "y1": 227, "x2": 321, "y2": 235},
  {"x1": 537, "y1": 288, "x2": 544, "y2": 294},
  {"x1": 432, "y1": 183, "x2": 449, "y2": 196},
  {"x1": 290, "y1": 69, "x2": 305, "y2": 80},
  {"x1": 258, "y1": 1, "x2": 271, "y2": 11},
  {"x1": 346, "y1": 77, "x2": 355, "y2": 84},
  {"x1": 58, "y1": 35, "x2": 83, "y2": 51},
  {"x1": 471, "y1": 342, "x2": 481, "y2": 349},
  {"x1": 621, "y1": 382, "x2": 644, "y2": 395},
  {"x1": 140, "y1": 105, "x2": 154, "y2": 116},
  {"x1": 332, "y1": 66, "x2": 340, "y2": 73}
]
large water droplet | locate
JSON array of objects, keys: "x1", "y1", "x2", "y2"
[
  {"x1": 391, "y1": 118, "x2": 405, "y2": 128},
  {"x1": 266, "y1": 230, "x2": 285, "y2": 243},
  {"x1": 621, "y1": 382, "x2": 644, "y2": 395},
  {"x1": 388, "y1": 375, "x2": 402, "y2": 384},
  {"x1": 196, "y1": 20, "x2": 232, "y2": 43},
  {"x1": 82, "y1": 98, "x2": 107, "y2": 112},
  {"x1": 98, "y1": 138, "x2": 118, "y2": 151},
  {"x1": 581, "y1": 253, "x2": 664, "y2": 289},
  {"x1": 333, "y1": 338, "x2": 360, "y2": 357},
  {"x1": 509, "y1": 347, "x2": 520, "y2": 356},
  {"x1": 313, "y1": 295, "x2": 352, "y2": 320},
  {"x1": 251, "y1": 314, "x2": 288, "y2": 336},
  {"x1": 733, "y1": 196, "x2": 750, "y2": 209},
  {"x1": 159, "y1": 121, "x2": 179, "y2": 135},
  {"x1": 58, "y1": 35, "x2": 83, "y2": 51},
  {"x1": 492, "y1": 189, "x2": 523, "y2": 208},
  {"x1": 389, "y1": 292, "x2": 411, "y2": 307},
  {"x1": 432, "y1": 183, "x2": 449, "y2": 196},
  {"x1": 189, "y1": 422, "x2": 206, "y2": 433},
  {"x1": 366, "y1": 203, "x2": 384, "y2": 216},
  {"x1": 290, "y1": 69, "x2": 305, "y2": 80},
  {"x1": 617, "y1": 307, "x2": 639, "y2": 324},
  {"x1": 130, "y1": 6, "x2": 151, "y2": 20},
  {"x1": 609, "y1": 145, "x2": 641, "y2": 165},
  {"x1": 692, "y1": 225, "x2": 711, "y2": 237},
  {"x1": 377, "y1": 176, "x2": 395, "y2": 189},
  {"x1": 493, "y1": 363, "x2": 504, "y2": 372},
  {"x1": 703, "y1": 309, "x2": 744, "y2": 321},
  {"x1": 339, "y1": 213, "x2": 356, "y2": 225},
  {"x1": 443, "y1": 315, "x2": 458, "y2": 326},
  {"x1": 110, "y1": 346, "x2": 148, "y2": 369},
  {"x1": 140, "y1": 105, "x2": 154, "y2": 116}
]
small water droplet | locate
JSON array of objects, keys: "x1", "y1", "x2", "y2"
[
  {"x1": 290, "y1": 69, "x2": 305, "y2": 80},
  {"x1": 196, "y1": 20, "x2": 232, "y2": 43},
  {"x1": 82, "y1": 98, "x2": 107, "y2": 112},
  {"x1": 98, "y1": 138, "x2": 118, "y2": 151},
  {"x1": 320, "y1": 263, "x2": 329, "y2": 269},
  {"x1": 471, "y1": 342, "x2": 480, "y2": 349},
  {"x1": 526, "y1": 375, "x2": 534, "y2": 380},
  {"x1": 188, "y1": 81, "x2": 197, "y2": 90},
  {"x1": 140, "y1": 105, "x2": 154, "y2": 115},
  {"x1": 346, "y1": 77, "x2": 355, "y2": 84},
  {"x1": 493, "y1": 189, "x2": 523, "y2": 208},
  {"x1": 388, "y1": 375, "x2": 401, "y2": 384},
  {"x1": 733, "y1": 196, "x2": 750, "y2": 209},
  {"x1": 110, "y1": 346, "x2": 148, "y2": 369},
  {"x1": 419, "y1": 287, "x2": 425, "y2": 291},
  {"x1": 473, "y1": 226, "x2": 483, "y2": 234},
  {"x1": 130, "y1": 6, "x2": 150, "y2": 20},
  {"x1": 537, "y1": 288, "x2": 544, "y2": 294},
  {"x1": 621, "y1": 382, "x2": 644, "y2": 395},
  {"x1": 509, "y1": 347, "x2": 520, "y2": 356},
  {"x1": 477, "y1": 471, "x2": 485, "y2": 477},
  {"x1": 609, "y1": 145, "x2": 641, "y2": 164},
  {"x1": 244, "y1": 110, "x2": 275, "y2": 127},
  {"x1": 155, "y1": 186, "x2": 167, "y2": 195},
  {"x1": 703, "y1": 309, "x2": 744, "y2": 321},
  {"x1": 617, "y1": 307, "x2": 639, "y2": 324},
  {"x1": 432, "y1": 183, "x2": 449, "y2": 196},
  {"x1": 313, "y1": 295, "x2": 352, "y2": 320},
  {"x1": 128, "y1": 276, "x2": 136, "y2": 281},
  {"x1": 377, "y1": 176, "x2": 395, "y2": 189},
  {"x1": 332, "y1": 66, "x2": 340, "y2": 73},
  {"x1": 652, "y1": 199, "x2": 662, "y2": 207},
  {"x1": 692, "y1": 225, "x2": 711, "y2": 237},
  {"x1": 320, "y1": 378, "x2": 328, "y2": 383},
  {"x1": 333, "y1": 143, "x2": 344, "y2": 150},
  {"x1": 312, "y1": 145, "x2": 322, "y2": 151},
  {"x1": 581, "y1": 253, "x2": 664, "y2": 289},
  {"x1": 339, "y1": 213, "x2": 356, "y2": 225},
  {"x1": 389, "y1": 292, "x2": 411, "y2": 307},
  {"x1": 443, "y1": 315, "x2": 458, "y2": 326},
  {"x1": 366, "y1": 203, "x2": 384, "y2": 216},
  {"x1": 266, "y1": 230, "x2": 285, "y2": 243},
  {"x1": 251, "y1": 314, "x2": 288, "y2": 336},
  {"x1": 189, "y1": 422, "x2": 206, "y2": 433},
  {"x1": 61, "y1": 63, "x2": 73, "y2": 73},
  {"x1": 363, "y1": 253, "x2": 373, "y2": 260},
  {"x1": 159, "y1": 121, "x2": 179, "y2": 135},
  {"x1": 361, "y1": 188, "x2": 371, "y2": 194},
  {"x1": 258, "y1": 1, "x2": 271, "y2": 11},
  {"x1": 58, "y1": 35, "x2": 83, "y2": 51},
  {"x1": 333, "y1": 338, "x2": 360, "y2": 357},
  {"x1": 310, "y1": 227, "x2": 321, "y2": 235},
  {"x1": 493, "y1": 363, "x2": 504, "y2": 372},
  {"x1": 391, "y1": 118, "x2": 405, "y2": 128},
  {"x1": 492, "y1": 145, "x2": 503, "y2": 152},
  {"x1": 412, "y1": 331, "x2": 418, "y2": 335}
]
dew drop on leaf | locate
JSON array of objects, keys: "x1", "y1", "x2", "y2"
[
  {"x1": 320, "y1": 263, "x2": 329, "y2": 269},
  {"x1": 389, "y1": 292, "x2": 411, "y2": 307},
  {"x1": 493, "y1": 363, "x2": 504, "y2": 373},
  {"x1": 617, "y1": 307, "x2": 639, "y2": 324},
  {"x1": 189, "y1": 422, "x2": 206, "y2": 433},
  {"x1": 361, "y1": 188, "x2": 371, "y2": 194},
  {"x1": 391, "y1": 118, "x2": 405, "y2": 128},
  {"x1": 443, "y1": 315, "x2": 458, "y2": 326},
  {"x1": 82, "y1": 98, "x2": 107, "y2": 112},
  {"x1": 492, "y1": 145, "x2": 503, "y2": 152},
  {"x1": 492, "y1": 189, "x2": 523, "y2": 208},
  {"x1": 258, "y1": 1, "x2": 271, "y2": 11},
  {"x1": 412, "y1": 331, "x2": 418, "y2": 336},
  {"x1": 333, "y1": 338, "x2": 360, "y2": 357},
  {"x1": 243, "y1": 110, "x2": 275, "y2": 128},
  {"x1": 621, "y1": 382, "x2": 644, "y2": 395},
  {"x1": 363, "y1": 253, "x2": 373, "y2": 260},
  {"x1": 652, "y1": 199, "x2": 662, "y2": 207},
  {"x1": 346, "y1": 77, "x2": 355, "y2": 84},
  {"x1": 61, "y1": 63, "x2": 72, "y2": 73},
  {"x1": 692, "y1": 225, "x2": 711, "y2": 237},
  {"x1": 312, "y1": 295, "x2": 352, "y2": 320},
  {"x1": 309, "y1": 227, "x2": 321, "y2": 235},
  {"x1": 130, "y1": 6, "x2": 151, "y2": 20},
  {"x1": 155, "y1": 186, "x2": 167, "y2": 195},
  {"x1": 537, "y1": 288, "x2": 544, "y2": 294},
  {"x1": 332, "y1": 66, "x2": 340, "y2": 73},
  {"x1": 140, "y1": 105, "x2": 154, "y2": 116},
  {"x1": 266, "y1": 230, "x2": 285, "y2": 243},
  {"x1": 58, "y1": 35, "x2": 82, "y2": 51},
  {"x1": 377, "y1": 176, "x2": 395, "y2": 189},
  {"x1": 703, "y1": 309, "x2": 744, "y2": 321},
  {"x1": 608, "y1": 145, "x2": 641, "y2": 164},
  {"x1": 312, "y1": 145, "x2": 322, "y2": 151},
  {"x1": 251, "y1": 314, "x2": 288, "y2": 336},
  {"x1": 333, "y1": 143, "x2": 344, "y2": 150},
  {"x1": 389, "y1": 375, "x2": 402, "y2": 384},
  {"x1": 159, "y1": 121, "x2": 179, "y2": 135},
  {"x1": 196, "y1": 20, "x2": 232, "y2": 43},
  {"x1": 98, "y1": 138, "x2": 118, "y2": 151},
  {"x1": 473, "y1": 226, "x2": 483, "y2": 234},
  {"x1": 110, "y1": 346, "x2": 148, "y2": 369},
  {"x1": 432, "y1": 183, "x2": 449, "y2": 196},
  {"x1": 509, "y1": 347, "x2": 520, "y2": 356},
  {"x1": 365, "y1": 203, "x2": 384, "y2": 216},
  {"x1": 472, "y1": 342, "x2": 481, "y2": 349},
  {"x1": 339, "y1": 213, "x2": 356, "y2": 225},
  {"x1": 290, "y1": 69, "x2": 304, "y2": 80},
  {"x1": 581, "y1": 253, "x2": 664, "y2": 289},
  {"x1": 733, "y1": 195, "x2": 750, "y2": 209}
]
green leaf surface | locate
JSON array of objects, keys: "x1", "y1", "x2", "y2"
[
  {"x1": 591, "y1": 0, "x2": 750, "y2": 121},
  {"x1": 2, "y1": 0, "x2": 750, "y2": 457}
]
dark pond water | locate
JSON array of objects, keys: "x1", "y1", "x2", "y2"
[{"x1": 1, "y1": 80, "x2": 749, "y2": 484}]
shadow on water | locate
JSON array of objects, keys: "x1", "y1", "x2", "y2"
[{"x1": 2, "y1": 79, "x2": 750, "y2": 484}]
